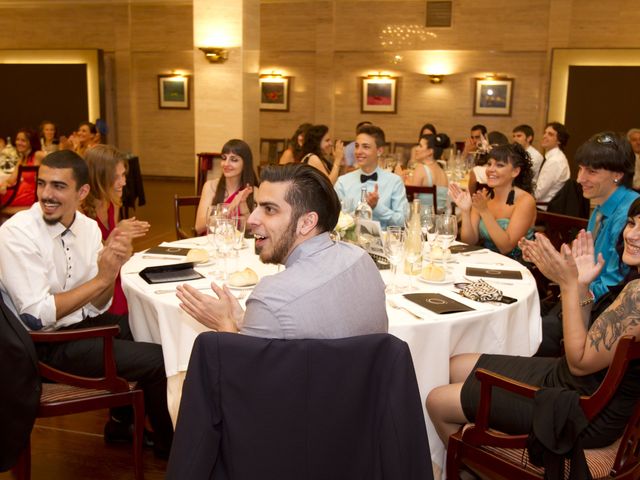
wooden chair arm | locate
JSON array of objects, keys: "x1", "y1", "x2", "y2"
[
  {"x1": 30, "y1": 325, "x2": 129, "y2": 393},
  {"x1": 462, "y1": 368, "x2": 539, "y2": 448}
]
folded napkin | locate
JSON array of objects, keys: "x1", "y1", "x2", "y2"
[
  {"x1": 404, "y1": 293, "x2": 474, "y2": 315},
  {"x1": 459, "y1": 279, "x2": 502, "y2": 302}
]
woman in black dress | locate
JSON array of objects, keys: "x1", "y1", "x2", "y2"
[{"x1": 427, "y1": 199, "x2": 640, "y2": 448}]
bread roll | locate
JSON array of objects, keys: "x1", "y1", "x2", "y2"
[
  {"x1": 186, "y1": 248, "x2": 209, "y2": 263},
  {"x1": 421, "y1": 263, "x2": 445, "y2": 281},
  {"x1": 228, "y1": 267, "x2": 259, "y2": 287}
]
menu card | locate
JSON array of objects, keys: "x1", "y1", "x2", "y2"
[
  {"x1": 465, "y1": 267, "x2": 523, "y2": 280},
  {"x1": 449, "y1": 244, "x2": 485, "y2": 254},
  {"x1": 139, "y1": 262, "x2": 204, "y2": 284},
  {"x1": 403, "y1": 293, "x2": 474, "y2": 315},
  {"x1": 145, "y1": 245, "x2": 191, "y2": 256}
]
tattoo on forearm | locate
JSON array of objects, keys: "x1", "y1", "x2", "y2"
[{"x1": 589, "y1": 283, "x2": 640, "y2": 351}]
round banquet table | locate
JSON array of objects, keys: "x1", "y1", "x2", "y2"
[{"x1": 121, "y1": 238, "x2": 541, "y2": 478}]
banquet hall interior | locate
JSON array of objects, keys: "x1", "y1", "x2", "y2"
[{"x1": 1, "y1": 0, "x2": 640, "y2": 478}]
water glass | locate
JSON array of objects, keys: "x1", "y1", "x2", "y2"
[
  {"x1": 384, "y1": 227, "x2": 405, "y2": 294},
  {"x1": 435, "y1": 214, "x2": 458, "y2": 271},
  {"x1": 421, "y1": 206, "x2": 437, "y2": 253},
  {"x1": 212, "y1": 218, "x2": 235, "y2": 280}
]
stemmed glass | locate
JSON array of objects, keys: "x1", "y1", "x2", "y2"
[
  {"x1": 212, "y1": 218, "x2": 235, "y2": 281},
  {"x1": 384, "y1": 227, "x2": 405, "y2": 294},
  {"x1": 435, "y1": 214, "x2": 458, "y2": 272},
  {"x1": 404, "y1": 229, "x2": 422, "y2": 290},
  {"x1": 421, "y1": 206, "x2": 438, "y2": 258}
]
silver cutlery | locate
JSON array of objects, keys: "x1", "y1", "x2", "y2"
[{"x1": 387, "y1": 298, "x2": 423, "y2": 320}]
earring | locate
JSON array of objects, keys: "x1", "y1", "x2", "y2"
[{"x1": 614, "y1": 178, "x2": 619, "y2": 184}]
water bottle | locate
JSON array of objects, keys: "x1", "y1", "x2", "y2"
[{"x1": 354, "y1": 185, "x2": 372, "y2": 244}]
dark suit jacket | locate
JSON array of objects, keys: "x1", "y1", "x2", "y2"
[
  {"x1": 167, "y1": 333, "x2": 433, "y2": 480},
  {"x1": 0, "y1": 298, "x2": 40, "y2": 471}
]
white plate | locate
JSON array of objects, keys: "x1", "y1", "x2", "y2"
[
  {"x1": 417, "y1": 275, "x2": 453, "y2": 285},
  {"x1": 226, "y1": 283, "x2": 257, "y2": 290}
]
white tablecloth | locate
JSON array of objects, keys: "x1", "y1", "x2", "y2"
[{"x1": 122, "y1": 239, "x2": 540, "y2": 477}]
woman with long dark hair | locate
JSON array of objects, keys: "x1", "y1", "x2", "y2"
[
  {"x1": 449, "y1": 142, "x2": 536, "y2": 261},
  {"x1": 0, "y1": 128, "x2": 43, "y2": 207},
  {"x1": 195, "y1": 139, "x2": 259, "y2": 235},
  {"x1": 279, "y1": 123, "x2": 312, "y2": 164},
  {"x1": 300, "y1": 124, "x2": 343, "y2": 185}
]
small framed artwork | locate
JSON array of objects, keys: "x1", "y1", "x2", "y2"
[
  {"x1": 473, "y1": 77, "x2": 514, "y2": 116},
  {"x1": 361, "y1": 76, "x2": 397, "y2": 113},
  {"x1": 259, "y1": 76, "x2": 290, "y2": 111},
  {"x1": 158, "y1": 75, "x2": 190, "y2": 109}
]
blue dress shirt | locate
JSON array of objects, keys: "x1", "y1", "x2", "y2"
[
  {"x1": 335, "y1": 167, "x2": 408, "y2": 229},
  {"x1": 588, "y1": 186, "x2": 639, "y2": 300}
]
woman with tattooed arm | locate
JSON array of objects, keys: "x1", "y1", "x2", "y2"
[{"x1": 427, "y1": 198, "x2": 640, "y2": 449}]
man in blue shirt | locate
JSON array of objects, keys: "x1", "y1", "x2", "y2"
[
  {"x1": 335, "y1": 124, "x2": 407, "y2": 229},
  {"x1": 536, "y1": 132, "x2": 638, "y2": 356},
  {"x1": 343, "y1": 121, "x2": 372, "y2": 168}
]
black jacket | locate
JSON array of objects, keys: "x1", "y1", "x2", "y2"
[{"x1": 167, "y1": 333, "x2": 433, "y2": 480}]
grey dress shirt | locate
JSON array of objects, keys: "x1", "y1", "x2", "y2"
[{"x1": 242, "y1": 232, "x2": 388, "y2": 339}]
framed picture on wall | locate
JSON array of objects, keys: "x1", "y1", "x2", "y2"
[
  {"x1": 158, "y1": 75, "x2": 190, "y2": 109},
  {"x1": 473, "y1": 77, "x2": 514, "y2": 116},
  {"x1": 361, "y1": 76, "x2": 397, "y2": 113},
  {"x1": 259, "y1": 76, "x2": 290, "y2": 111}
]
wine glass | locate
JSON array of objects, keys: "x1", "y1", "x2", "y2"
[
  {"x1": 435, "y1": 214, "x2": 458, "y2": 272},
  {"x1": 404, "y1": 227, "x2": 422, "y2": 290},
  {"x1": 212, "y1": 218, "x2": 235, "y2": 281},
  {"x1": 383, "y1": 227, "x2": 405, "y2": 294},
  {"x1": 421, "y1": 206, "x2": 438, "y2": 257}
]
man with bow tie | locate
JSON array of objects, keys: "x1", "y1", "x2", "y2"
[{"x1": 335, "y1": 124, "x2": 408, "y2": 229}]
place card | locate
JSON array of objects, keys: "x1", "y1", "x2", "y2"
[
  {"x1": 145, "y1": 245, "x2": 191, "y2": 256},
  {"x1": 465, "y1": 267, "x2": 523, "y2": 280},
  {"x1": 403, "y1": 293, "x2": 474, "y2": 315}
]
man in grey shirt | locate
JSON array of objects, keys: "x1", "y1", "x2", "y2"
[{"x1": 177, "y1": 163, "x2": 388, "y2": 338}]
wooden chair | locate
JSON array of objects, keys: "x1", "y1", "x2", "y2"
[
  {"x1": 533, "y1": 211, "x2": 588, "y2": 301},
  {"x1": 259, "y1": 138, "x2": 286, "y2": 166},
  {"x1": 174, "y1": 194, "x2": 200, "y2": 239},
  {"x1": 196, "y1": 152, "x2": 222, "y2": 196},
  {"x1": 447, "y1": 335, "x2": 640, "y2": 480},
  {"x1": 0, "y1": 165, "x2": 39, "y2": 221},
  {"x1": 392, "y1": 142, "x2": 416, "y2": 166},
  {"x1": 13, "y1": 325, "x2": 145, "y2": 480},
  {"x1": 405, "y1": 185, "x2": 437, "y2": 208}
]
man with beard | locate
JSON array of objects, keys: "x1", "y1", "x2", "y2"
[
  {"x1": 177, "y1": 163, "x2": 388, "y2": 338},
  {"x1": 0, "y1": 150, "x2": 173, "y2": 457}
]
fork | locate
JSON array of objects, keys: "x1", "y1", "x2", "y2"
[{"x1": 387, "y1": 298, "x2": 423, "y2": 320}]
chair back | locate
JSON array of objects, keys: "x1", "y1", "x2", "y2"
[
  {"x1": 173, "y1": 194, "x2": 200, "y2": 239},
  {"x1": 406, "y1": 185, "x2": 437, "y2": 209},
  {"x1": 534, "y1": 210, "x2": 588, "y2": 251},
  {"x1": 259, "y1": 138, "x2": 286, "y2": 166},
  {"x1": 168, "y1": 332, "x2": 433, "y2": 480},
  {"x1": 196, "y1": 152, "x2": 222, "y2": 195}
]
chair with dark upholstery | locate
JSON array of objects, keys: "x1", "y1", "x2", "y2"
[
  {"x1": 446, "y1": 335, "x2": 640, "y2": 480},
  {"x1": 167, "y1": 332, "x2": 433, "y2": 480},
  {"x1": 0, "y1": 165, "x2": 39, "y2": 222},
  {"x1": 12, "y1": 324, "x2": 145, "y2": 480},
  {"x1": 532, "y1": 210, "x2": 589, "y2": 301},
  {"x1": 259, "y1": 138, "x2": 286, "y2": 166},
  {"x1": 173, "y1": 194, "x2": 200, "y2": 239}
]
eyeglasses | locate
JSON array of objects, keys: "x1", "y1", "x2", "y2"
[{"x1": 595, "y1": 134, "x2": 618, "y2": 150}]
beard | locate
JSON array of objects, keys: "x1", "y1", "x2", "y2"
[{"x1": 258, "y1": 218, "x2": 298, "y2": 265}]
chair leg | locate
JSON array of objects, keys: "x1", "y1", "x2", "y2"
[
  {"x1": 11, "y1": 442, "x2": 31, "y2": 480},
  {"x1": 132, "y1": 392, "x2": 145, "y2": 480},
  {"x1": 447, "y1": 434, "x2": 462, "y2": 480}
]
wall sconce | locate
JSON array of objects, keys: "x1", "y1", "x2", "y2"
[
  {"x1": 429, "y1": 74, "x2": 444, "y2": 84},
  {"x1": 199, "y1": 47, "x2": 229, "y2": 63}
]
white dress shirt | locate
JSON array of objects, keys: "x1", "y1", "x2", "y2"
[
  {"x1": 535, "y1": 147, "x2": 570, "y2": 207},
  {"x1": 527, "y1": 145, "x2": 544, "y2": 177},
  {"x1": 0, "y1": 203, "x2": 108, "y2": 330}
]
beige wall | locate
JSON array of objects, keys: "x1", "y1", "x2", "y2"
[
  {"x1": 259, "y1": 0, "x2": 640, "y2": 153},
  {"x1": 0, "y1": 0, "x2": 195, "y2": 178},
  {"x1": 1, "y1": 0, "x2": 639, "y2": 175}
]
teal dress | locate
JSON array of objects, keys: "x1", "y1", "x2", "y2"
[
  {"x1": 478, "y1": 218, "x2": 534, "y2": 261},
  {"x1": 415, "y1": 163, "x2": 448, "y2": 213}
]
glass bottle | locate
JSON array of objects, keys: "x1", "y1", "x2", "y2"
[
  {"x1": 354, "y1": 186, "x2": 372, "y2": 244},
  {"x1": 403, "y1": 199, "x2": 422, "y2": 275}
]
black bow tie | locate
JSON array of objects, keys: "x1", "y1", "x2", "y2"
[{"x1": 360, "y1": 172, "x2": 378, "y2": 183}]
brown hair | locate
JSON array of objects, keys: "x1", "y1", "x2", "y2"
[{"x1": 82, "y1": 144, "x2": 128, "y2": 219}]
